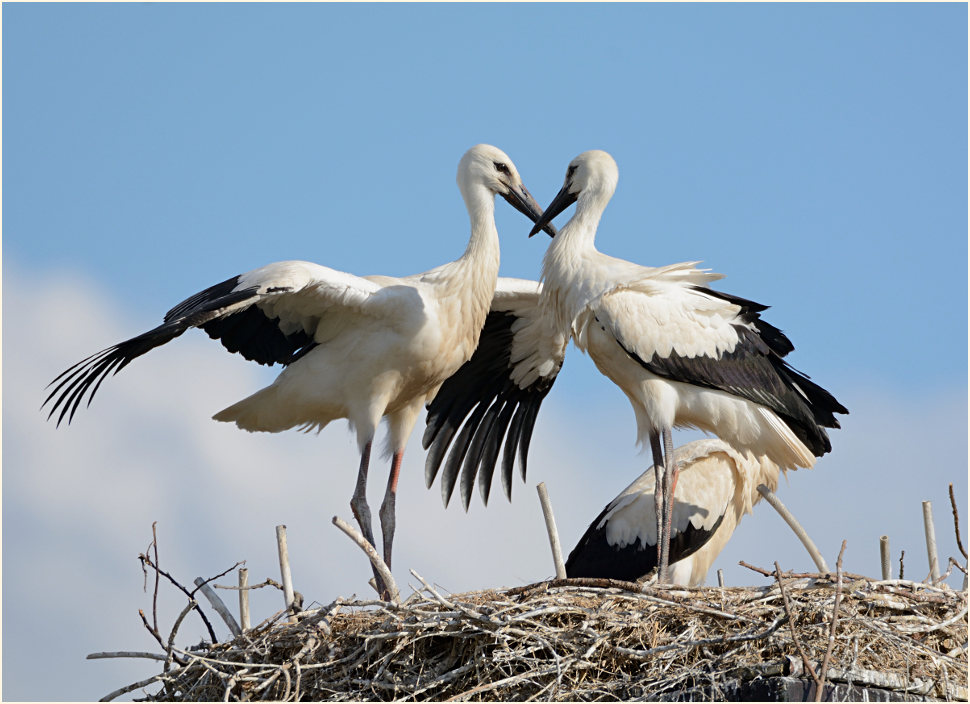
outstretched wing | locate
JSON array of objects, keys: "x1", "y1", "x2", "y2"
[
  {"x1": 44, "y1": 260, "x2": 382, "y2": 426},
  {"x1": 423, "y1": 277, "x2": 568, "y2": 509},
  {"x1": 593, "y1": 280, "x2": 847, "y2": 457}
]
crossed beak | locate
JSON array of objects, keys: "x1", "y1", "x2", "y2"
[
  {"x1": 501, "y1": 183, "x2": 558, "y2": 238},
  {"x1": 528, "y1": 184, "x2": 577, "y2": 238}
]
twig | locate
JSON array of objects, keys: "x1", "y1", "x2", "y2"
[
  {"x1": 899, "y1": 550, "x2": 905, "y2": 580},
  {"x1": 739, "y1": 560, "x2": 773, "y2": 577},
  {"x1": 758, "y1": 485, "x2": 830, "y2": 573},
  {"x1": 536, "y1": 482, "x2": 566, "y2": 579},
  {"x1": 506, "y1": 576, "x2": 643, "y2": 596},
  {"x1": 717, "y1": 569, "x2": 725, "y2": 587},
  {"x1": 87, "y1": 651, "x2": 168, "y2": 661},
  {"x1": 923, "y1": 501, "x2": 941, "y2": 582},
  {"x1": 879, "y1": 535, "x2": 891, "y2": 580},
  {"x1": 774, "y1": 561, "x2": 822, "y2": 691},
  {"x1": 949, "y1": 483, "x2": 968, "y2": 560},
  {"x1": 151, "y1": 522, "x2": 160, "y2": 636},
  {"x1": 276, "y1": 525, "x2": 297, "y2": 622},
  {"x1": 139, "y1": 608, "x2": 166, "y2": 651},
  {"x1": 949, "y1": 557, "x2": 969, "y2": 576},
  {"x1": 194, "y1": 578, "x2": 241, "y2": 637},
  {"x1": 332, "y1": 515, "x2": 400, "y2": 602},
  {"x1": 99, "y1": 673, "x2": 164, "y2": 702},
  {"x1": 816, "y1": 540, "x2": 847, "y2": 702},
  {"x1": 165, "y1": 600, "x2": 196, "y2": 672},
  {"x1": 238, "y1": 568, "x2": 251, "y2": 632},
  {"x1": 140, "y1": 552, "x2": 218, "y2": 644}
]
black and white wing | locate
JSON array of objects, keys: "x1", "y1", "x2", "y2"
[
  {"x1": 44, "y1": 260, "x2": 383, "y2": 426},
  {"x1": 565, "y1": 439, "x2": 739, "y2": 582},
  {"x1": 423, "y1": 277, "x2": 567, "y2": 509},
  {"x1": 594, "y1": 275, "x2": 848, "y2": 458}
]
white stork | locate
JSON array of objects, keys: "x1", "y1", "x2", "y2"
[
  {"x1": 565, "y1": 438, "x2": 781, "y2": 586},
  {"x1": 43, "y1": 144, "x2": 555, "y2": 593},
  {"x1": 425, "y1": 150, "x2": 846, "y2": 584}
]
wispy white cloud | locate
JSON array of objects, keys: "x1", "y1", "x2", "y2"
[{"x1": 4, "y1": 264, "x2": 967, "y2": 700}]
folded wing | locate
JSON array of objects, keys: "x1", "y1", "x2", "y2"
[
  {"x1": 593, "y1": 282, "x2": 846, "y2": 457},
  {"x1": 565, "y1": 439, "x2": 739, "y2": 582}
]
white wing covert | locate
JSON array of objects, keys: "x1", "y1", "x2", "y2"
[{"x1": 591, "y1": 280, "x2": 845, "y2": 458}]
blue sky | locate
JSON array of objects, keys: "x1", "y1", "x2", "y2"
[{"x1": 3, "y1": 4, "x2": 967, "y2": 700}]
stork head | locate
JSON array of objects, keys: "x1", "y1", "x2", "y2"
[
  {"x1": 528, "y1": 150, "x2": 618, "y2": 237},
  {"x1": 458, "y1": 144, "x2": 557, "y2": 237}
]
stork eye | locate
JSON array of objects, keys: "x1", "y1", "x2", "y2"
[
  {"x1": 566, "y1": 164, "x2": 578, "y2": 180},
  {"x1": 493, "y1": 162, "x2": 511, "y2": 175}
]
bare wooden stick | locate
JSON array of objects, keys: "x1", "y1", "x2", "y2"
[
  {"x1": 899, "y1": 550, "x2": 905, "y2": 579},
  {"x1": 332, "y1": 516, "x2": 400, "y2": 603},
  {"x1": 949, "y1": 483, "x2": 968, "y2": 560},
  {"x1": 536, "y1": 482, "x2": 566, "y2": 579},
  {"x1": 758, "y1": 484, "x2": 830, "y2": 573},
  {"x1": 238, "y1": 568, "x2": 250, "y2": 632},
  {"x1": 816, "y1": 540, "x2": 847, "y2": 702},
  {"x1": 87, "y1": 651, "x2": 168, "y2": 661},
  {"x1": 774, "y1": 561, "x2": 822, "y2": 691},
  {"x1": 165, "y1": 600, "x2": 196, "y2": 672},
  {"x1": 276, "y1": 525, "x2": 297, "y2": 622},
  {"x1": 879, "y1": 535, "x2": 891, "y2": 580},
  {"x1": 194, "y1": 578, "x2": 241, "y2": 638},
  {"x1": 99, "y1": 673, "x2": 165, "y2": 702},
  {"x1": 922, "y1": 501, "x2": 940, "y2": 582},
  {"x1": 717, "y1": 569, "x2": 725, "y2": 587}
]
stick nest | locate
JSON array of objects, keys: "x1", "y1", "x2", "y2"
[{"x1": 126, "y1": 574, "x2": 967, "y2": 702}]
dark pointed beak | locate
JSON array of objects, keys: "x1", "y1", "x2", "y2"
[
  {"x1": 528, "y1": 184, "x2": 577, "y2": 237},
  {"x1": 501, "y1": 183, "x2": 558, "y2": 238}
]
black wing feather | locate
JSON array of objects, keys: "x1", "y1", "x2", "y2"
[
  {"x1": 476, "y1": 397, "x2": 518, "y2": 505},
  {"x1": 424, "y1": 309, "x2": 560, "y2": 508},
  {"x1": 44, "y1": 274, "x2": 315, "y2": 426},
  {"x1": 565, "y1": 503, "x2": 725, "y2": 581},
  {"x1": 617, "y1": 289, "x2": 848, "y2": 457}
]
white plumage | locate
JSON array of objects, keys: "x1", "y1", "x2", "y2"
[
  {"x1": 44, "y1": 144, "x2": 554, "y2": 592},
  {"x1": 565, "y1": 439, "x2": 781, "y2": 587}
]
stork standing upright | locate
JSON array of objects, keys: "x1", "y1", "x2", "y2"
[
  {"x1": 526, "y1": 150, "x2": 847, "y2": 582},
  {"x1": 43, "y1": 144, "x2": 555, "y2": 593},
  {"x1": 565, "y1": 438, "x2": 781, "y2": 586}
]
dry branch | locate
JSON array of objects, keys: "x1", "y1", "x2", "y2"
[
  {"x1": 536, "y1": 482, "x2": 566, "y2": 579},
  {"x1": 949, "y1": 483, "x2": 968, "y2": 560},
  {"x1": 923, "y1": 501, "x2": 941, "y2": 582},
  {"x1": 331, "y1": 515, "x2": 399, "y2": 602},
  {"x1": 816, "y1": 540, "x2": 847, "y2": 701},
  {"x1": 193, "y1": 578, "x2": 241, "y2": 638},
  {"x1": 774, "y1": 561, "x2": 821, "y2": 690},
  {"x1": 757, "y1": 485, "x2": 830, "y2": 573}
]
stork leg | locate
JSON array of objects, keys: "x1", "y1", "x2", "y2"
[
  {"x1": 350, "y1": 441, "x2": 388, "y2": 596},
  {"x1": 649, "y1": 431, "x2": 666, "y2": 580},
  {"x1": 659, "y1": 427, "x2": 679, "y2": 585},
  {"x1": 379, "y1": 449, "x2": 404, "y2": 575},
  {"x1": 350, "y1": 441, "x2": 376, "y2": 548}
]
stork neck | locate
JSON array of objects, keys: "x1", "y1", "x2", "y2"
[{"x1": 460, "y1": 184, "x2": 501, "y2": 264}]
